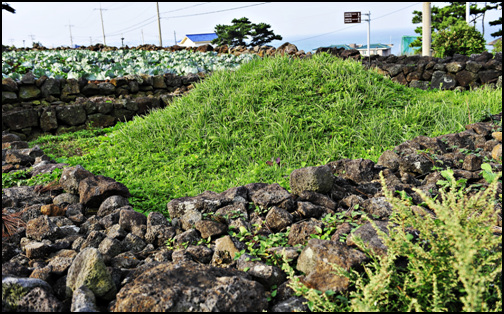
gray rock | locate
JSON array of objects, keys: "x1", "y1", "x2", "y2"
[
  {"x1": 237, "y1": 253, "x2": 287, "y2": 289},
  {"x1": 347, "y1": 220, "x2": 390, "y2": 256},
  {"x1": 17, "y1": 286, "x2": 65, "y2": 312},
  {"x1": 71, "y1": 285, "x2": 99, "y2": 312},
  {"x1": 266, "y1": 206, "x2": 293, "y2": 232},
  {"x1": 290, "y1": 165, "x2": 334, "y2": 195},
  {"x1": 296, "y1": 239, "x2": 367, "y2": 293},
  {"x1": 112, "y1": 261, "x2": 268, "y2": 312},
  {"x1": 66, "y1": 247, "x2": 117, "y2": 301},
  {"x1": 59, "y1": 165, "x2": 94, "y2": 195},
  {"x1": 97, "y1": 195, "x2": 129, "y2": 217}
]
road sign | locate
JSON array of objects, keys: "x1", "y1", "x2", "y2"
[{"x1": 344, "y1": 12, "x2": 361, "y2": 24}]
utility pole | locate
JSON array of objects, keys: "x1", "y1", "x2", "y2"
[
  {"x1": 422, "y1": 2, "x2": 431, "y2": 57},
  {"x1": 66, "y1": 21, "x2": 74, "y2": 47},
  {"x1": 156, "y1": 2, "x2": 163, "y2": 47},
  {"x1": 141, "y1": 29, "x2": 145, "y2": 45},
  {"x1": 466, "y1": 2, "x2": 471, "y2": 24},
  {"x1": 90, "y1": 37, "x2": 93, "y2": 46},
  {"x1": 94, "y1": 3, "x2": 107, "y2": 46},
  {"x1": 174, "y1": 30, "x2": 177, "y2": 45},
  {"x1": 28, "y1": 34, "x2": 35, "y2": 46},
  {"x1": 23, "y1": 40, "x2": 25, "y2": 48},
  {"x1": 363, "y1": 11, "x2": 371, "y2": 58}
]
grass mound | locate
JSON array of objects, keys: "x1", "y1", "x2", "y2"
[{"x1": 33, "y1": 53, "x2": 501, "y2": 216}]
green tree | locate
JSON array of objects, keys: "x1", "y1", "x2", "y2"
[
  {"x1": 249, "y1": 22, "x2": 283, "y2": 47},
  {"x1": 212, "y1": 17, "x2": 282, "y2": 48},
  {"x1": 2, "y1": 2, "x2": 16, "y2": 13},
  {"x1": 410, "y1": 2, "x2": 494, "y2": 54},
  {"x1": 487, "y1": 2, "x2": 502, "y2": 37},
  {"x1": 431, "y1": 20, "x2": 487, "y2": 57}
]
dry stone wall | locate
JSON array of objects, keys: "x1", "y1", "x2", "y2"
[
  {"x1": 315, "y1": 47, "x2": 502, "y2": 91},
  {"x1": 2, "y1": 72, "x2": 202, "y2": 141}
]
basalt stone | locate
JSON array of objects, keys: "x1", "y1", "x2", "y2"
[
  {"x1": 118, "y1": 208, "x2": 147, "y2": 232},
  {"x1": 97, "y1": 195, "x2": 130, "y2": 217},
  {"x1": 2, "y1": 77, "x2": 18, "y2": 91},
  {"x1": 296, "y1": 190, "x2": 337, "y2": 211},
  {"x1": 296, "y1": 239, "x2": 367, "y2": 293},
  {"x1": 347, "y1": 220, "x2": 390, "y2": 257},
  {"x1": 26, "y1": 215, "x2": 61, "y2": 242},
  {"x1": 97, "y1": 82, "x2": 115, "y2": 95},
  {"x1": 265, "y1": 206, "x2": 294, "y2": 232},
  {"x1": 2, "y1": 108, "x2": 39, "y2": 130},
  {"x1": 446, "y1": 61, "x2": 465, "y2": 73},
  {"x1": 410, "y1": 80, "x2": 430, "y2": 90},
  {"x1": 19, "y1": 85, "x2": 41, "y2": 101},
  {"x1": 288, "y1": 218, "x2": 324, "y2": 246},
  {"x1": 113, "y1": 261, "x2": 268, "y2": 312},
  {"x1": 16, "y1": 286, "x2": 65, "y2": 312},
  {"x1": 455, "y1": 70, "x2": 476, "y2": 87},
  {"x1": 86, "y1": 113, "x2": 116, "y2": 128},
  {"x1": 479, "y1": 70, "x2": 500, "y2": 84},
  {"x1": 466, "y1": 60, "x2": 483, "y2": 73},
  {"x1": 55, "y1": 104, "x2": 87, "y2": 126},
  {"x1": 194, "y1": 219, "x2": 227, "y2": 239},
  {"x1": 78, "y1": 175, "x2": 131, "y2": 209},
  {"x1": 59, "y1": 165, "x2": 94, "y2": 195},
  {"x1": 250, "y1": 183, "x2": 294, "y2": 210},
  {"x1": 66, "y1": 247, "x2": 116, "y2": 301},
  {"x1": 327, "y1": 158, "x2": 376, "y2": 184},
  {"x1": 237, "y1": 253, "x2": 287, "y2": 289},
  {"x1": 431, "y1": 71, "x2": 456, "y2": 90},
  {"x1": 40, "y1": 78, "x2": 61, "y2": 97},
  {"x1": 295, "y1": 201, "x2": 325, "y2": 219},
  {"x1": 290, "y1": 165, "x2": 334, "y2": 195}
]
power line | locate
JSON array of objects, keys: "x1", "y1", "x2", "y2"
[
  {"x1": 161, "y1": 2, "x2": 271, "y2": 19},
  {"x1": 160, "y1": 2, "x2": 211, "y2": 14},
  {"x1": 105, "y1": 2, "x2": 212, "y2": 37},
  {"x1": 292, "y1": 2, "x2": 421, "y2": 44}
]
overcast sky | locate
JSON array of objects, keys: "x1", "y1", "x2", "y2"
[{"x1": 2, "y1": 2, "x2": 502, "y2": 54}]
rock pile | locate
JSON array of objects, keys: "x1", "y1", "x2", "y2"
[{"x1": 2, "y1": 112, "x2": 502, "y2": 311}]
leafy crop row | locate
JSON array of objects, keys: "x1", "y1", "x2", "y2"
[{"x1": 2, "y1": 49, "x2": 259, "y2": 81}]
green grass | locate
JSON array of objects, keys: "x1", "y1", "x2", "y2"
[{"x1": 25, "y1": 53, "x2": 501, "y2": 217}]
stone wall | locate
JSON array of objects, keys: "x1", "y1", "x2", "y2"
[
  {"x1": 315, "y1": 47, "x2": 502, "y2": 91},
  {"x1": 2, "y1": 72, "x2": 202, "y2": 141}
]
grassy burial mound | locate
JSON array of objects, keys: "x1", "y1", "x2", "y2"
[{"x1": 50, "y1": 53, "x2": 502, "y2": 215}]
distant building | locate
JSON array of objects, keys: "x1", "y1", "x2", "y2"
[
  {"x1": 488, "y1": 37, "x2": 502, "y2": 46},
  {"x1": 313, "y1": 43, "x2": 393, "y2": 56},
  {"x1": 177, "y1": 33, "x2": 218, "y2": 47},
  {"x1": 401, "y1": 36, "x2": 419, "y2": 55}
]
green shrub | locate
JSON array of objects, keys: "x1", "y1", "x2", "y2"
[
  {"x1": 493, "y1": 38, "x2": 502, "y2": 53},
  {"x1": 432, "y1": 20, "x2": 487, "y2": 57},
  {"x1": 282, "y1": 168, "x2": 502, "y2": 311}
]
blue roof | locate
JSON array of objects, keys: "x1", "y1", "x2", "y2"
[
  {"x1": 325, "y1": 44, "x2": 354, "y2": 50},
  {"x1": 185, "y1": 33, "x2": 218, "y2": 42},
  {"x1": 359, "y1": 43, "x2": 391, "y2": 49}
]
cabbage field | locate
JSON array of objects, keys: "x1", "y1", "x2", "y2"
[{"x1": 1, "y1": 49, "x2": 260, "y2": 81}]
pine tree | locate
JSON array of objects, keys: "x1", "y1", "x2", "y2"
[{"x1": 212, "y1": 17, "x2": 282, "y2": 48}]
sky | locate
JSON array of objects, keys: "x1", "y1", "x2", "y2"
[{"x1": 2, "y1": 2, "x2": 502, "y2": 55}]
